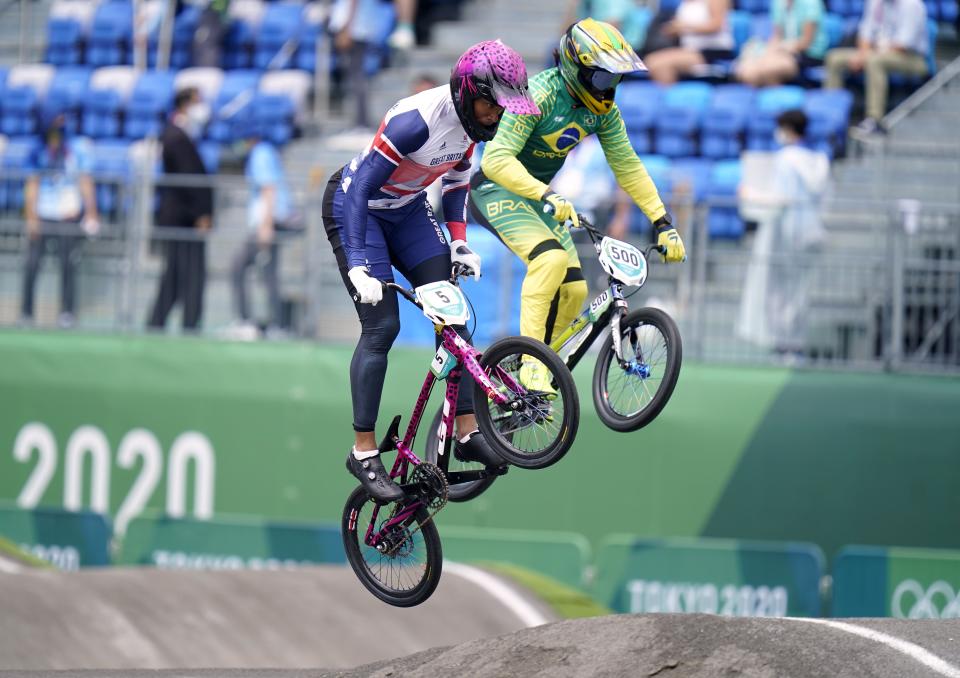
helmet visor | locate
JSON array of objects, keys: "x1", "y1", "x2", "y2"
[
  {"x1": 587, "y1": 69, "x2": 623, "y2": 92},
  {"x1": 489, "y1": 79, "x2": 540, "y2": 116}
]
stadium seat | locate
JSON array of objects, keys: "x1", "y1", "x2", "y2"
[
  {"x1": 148, "y1": 4, "x2": 201, "y2": 69},
  {"x1": 6, "y1": 63, "x2": 56, "y2": 97},
  {"x1": 746, "y1": 85, "x2": 805, "y2": 150},
  {"x1": 224, "y1": 0, "x2": 266, "y2": 69},
  {"x1": 45, "y1": 18, "x2": 84, "y2": 65},
  {"x1": 941, "y1": 0, "x2": 958, "y2": 23},
  {"x1": 804, "y1": 89, "x2": 853, "y2": 157},
  {"x1": 671, "y1": 158, "x2": 713, "y2": 203},
  {"x1": 174, "y1": 67, "x2": 225, "y2": 104},
  {"x1": 82, "y1": 66, "x2": 138, "y2": 138},
  {"x1": 198, "y1": 141, "x2": 222, "y2": 173},
  {"x1": 206, "y1": 69, "x2": 260, "y2": 142},
  {"x1": 41, "y1": 66, "x2": 92, "y2": 134},
  {"x1": 654, "y1": 82, "x2": 713, "y2": 157},
  {"x1": 1, "y1": 87, "x2": 41, "y2": 137},
  {"x1": 630, "y1": 155, "x2": 672, "y2": 233},
  {"x1": 124, "y1": 71, "x2": 175, "y2": 139},
  {"x1": 259, "y1": 70, "x2": 312, "y2": 122},
  {"x1": 730, "y1": 11, "x2": 752, "y2": 53},
  {"x1": 749, "y1": 14, "x2": 773, "y2": 41},
  {"x1": 296, "y1": 4, "x2": 326, "y2": 72},
  {"x1": 1, "y1": 136, "x2": 41, "y2": 212},
  {"x1": 616, "y1": 81, "x2": 661, "y2": 155},
  {"x1": 252, "y1": 93, "x2": 295, "y2": 145},
  {"x1": 706, "y1": 160, "x2": 744, "y2": 239},
  {"x1": 254, "y1": 2, "x2": 304, "y2": 70},
  {"x1": 701, "y1": 84, "x2": 754, "y2": 159},
  {"x1": 86, "y1": 0, "x2": 133, "y2": 67},
  {"x1": 91, "y1": 139, "x2": 132, "y2": 217}
]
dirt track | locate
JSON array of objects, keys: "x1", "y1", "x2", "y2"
[{"x1": 2, "y1": 566, "x2": 959, "y2": 678}]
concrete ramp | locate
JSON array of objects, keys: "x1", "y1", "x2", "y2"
[{"x1": 0, "y1": 565, "x2": 555, "y2": 671}]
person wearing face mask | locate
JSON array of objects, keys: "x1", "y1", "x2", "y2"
[
  {"x1": 148, "y1": 87, "x2": 214, "y2": 332},
  {"x1": 737, "y1": 109, "x2": 830, "y2": 358}
]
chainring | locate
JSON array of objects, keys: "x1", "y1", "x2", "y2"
[{"x1": 410, "y1": 462, "x2": 448, "y2": 511}]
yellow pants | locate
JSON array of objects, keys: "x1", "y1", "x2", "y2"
[{"x1": 470, "y1": 180, "x2": 588, "y2": 345}]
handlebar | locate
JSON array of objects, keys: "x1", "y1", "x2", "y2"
[{"x1": 372, "y1": 262, "x2": 472, "y2": 309}]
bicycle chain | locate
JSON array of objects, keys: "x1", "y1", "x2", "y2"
[{"x1": 381, "y1": 462, "x2": 448, "y2": 556}]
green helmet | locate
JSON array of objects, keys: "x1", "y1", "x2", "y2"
[{"x1": 556, "y1": 18, "x2": 647, "y2": 115}]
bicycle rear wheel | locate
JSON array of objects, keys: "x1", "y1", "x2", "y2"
[
  {"x1": 592, "y1": 307, "x2": 682, "y2": 432},
  {"x1": 474, "y1": 335, "x2": 579, "y2": 469},
  {"x1": 424, "y1": 407, "x2": 497, "y2": 503},
  {"x1": 341, "y1": 486, "x2": 442, "y2": 607}
]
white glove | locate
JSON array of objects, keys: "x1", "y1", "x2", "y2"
[
  {"x1": 450, "y1": 239, "x2": 481, "y2": 281},
  {"x1": 347, "y1": 266, "x2": 383, "y2": 305}
]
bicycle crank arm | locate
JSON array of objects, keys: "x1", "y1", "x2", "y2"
[{"x1": 446, "y1": 468, "x2": 508, "y2": 485}]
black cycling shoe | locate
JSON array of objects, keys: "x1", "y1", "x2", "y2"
[
  {"x1": 346, "y1": 452, "x2": 405, "y2": 503},
  {"x1": 454, "y1": 431, "x2": 507, "y2": 468}
]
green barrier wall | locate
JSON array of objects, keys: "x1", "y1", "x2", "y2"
[
  {"x1": 442, "y1": 526, "x2": 591, "y2": 589},
  {"x1": 119, "y1": 514, "x2": 345, "y2": 568},
  {"x1": 0, "y1": 504, "x2": 111, "y2": 569},
  {"x1": 593, "y1": 536, "x2": 824, "y2": 617},
  {"x1": 1, "y1": 331, "x2": 958, "y2": 566},
  {"x1": 832, "y1": 545, "x2": 960, "y2": 618}
]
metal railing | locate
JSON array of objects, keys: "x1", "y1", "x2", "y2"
[{"x1": 0, "y1": 168, "x2": 957, "y2": 374}]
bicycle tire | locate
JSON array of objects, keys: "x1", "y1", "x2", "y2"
[
  {"x1": 592, "y1": 307, "x2": 682, "y2": 432},
  {"x1": 424, "y1": 407, "x2": 497, "y2": 503},
  {"x1": 341, "y1": 486, "x2": 442, "y2": 607},
  {"x1": 474, "y1": 335, "x2": 579, "y2": 469}
]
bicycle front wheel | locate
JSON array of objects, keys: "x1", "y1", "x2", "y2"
[
  {"x1": 341, "y1": 486, "x2": 442, "y2": 607},
  {"x1": 474, "y1": 336, "x2": 579, "y2": 469},
  {"x1": 592, "y1": 307, "x2": 682, "y2": 432},
  {"x1": 424, "y1": 407, "x2": 497, "y2": 503}
]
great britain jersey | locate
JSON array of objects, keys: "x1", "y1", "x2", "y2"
[{"x1": 339, "y1": 85, "x2": 474, "y2": 269}]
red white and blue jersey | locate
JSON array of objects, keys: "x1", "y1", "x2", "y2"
[{"x1": 339, "y1": 85, "x2": 474, "y2": 269}]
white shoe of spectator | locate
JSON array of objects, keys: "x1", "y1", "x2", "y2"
[
  {"x1": 388, "y1": 24, "x2": 415, "y2": 50},
  {"x1": 224, "y1": 321, "x2": 260, "y2": 341}
]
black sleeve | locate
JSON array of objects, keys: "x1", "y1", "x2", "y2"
[{"x1": 163, "y1": 128, "x2": 213, "y2": 223}]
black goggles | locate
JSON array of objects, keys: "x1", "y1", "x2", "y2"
[{"x1": 585, "y1": 68, "x2": 622, "y2": 92}]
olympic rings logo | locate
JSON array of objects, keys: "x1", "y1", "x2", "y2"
[{"x1": 891, "y1": 579, "x2": 960, "y2": 619}]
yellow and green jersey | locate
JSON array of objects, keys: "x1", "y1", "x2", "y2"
[{"x1": 480, "y1": 68, "x2": 666, "y2": 222}]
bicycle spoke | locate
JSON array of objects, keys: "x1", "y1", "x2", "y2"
[{"x1": 605, "y1": 322, "x2": 670, "y2": 417}]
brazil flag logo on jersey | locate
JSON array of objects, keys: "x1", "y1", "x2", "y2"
[{"x1": 542, "y1": 123, "x2": 588, "y2": 155}]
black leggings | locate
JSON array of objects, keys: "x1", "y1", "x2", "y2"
[{"x1": 323, "y1": 171, "x2": 476, "y2": 433}]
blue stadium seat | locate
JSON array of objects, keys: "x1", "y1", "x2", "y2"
[
  {"x1": 730, "y1": 11, "x2": 753, "y2": 53},
  {"x1": 91, "y1": 139, "x2": 131, "y2": 216},
  {"x1": 804, "y1": 89, "x2": 853, "y2": 157},
  {"x1": 750, "y1": 14, "x2": 773, "y2": 40},
  {"x1": 41, "y1": 66, "x2": 92, "y2": 134},
  {"x1": 941, "y1": 0, "x2": 958, "y2": 23},
  {"x1": 671, "y1": 158, "x2": 713, "y2": 203},
  {"x1": 701, "y1": 84, "x2": 754, "y2": 159},
  {"x1": 46, "y1": 17, "x2": 84, "y2": 65},
  {"x1": 86, "y1": 0, "x2": 133, "y2": 67},
  {"x1": 654, "y1": 82, "x2": 713, "y2": 157},
  {"x1": 82, "y1": 87, "x2": 124, "y2": 138},
  {"x1": 198, "y1": 141, "x2": 222, "y2": 173},
  {"x1": 738, "y1": 0, "x2": 771, "y2": 14},
  {"x1": 224, "y1": 12, "x2": 259, "y2": 69},
  {"x1": 296, "y1": 19, "x2": 323, "y2": 72},
  {"x1": 252, "y1": 93, "x2": 295, "y2": 145},
  {"x1": 206, "y1": 70, "x2": 260, "y2": 142},
  {"x1": 747, "y1": 85, "x2": 805, "y2": 150},
  {"x1": 148, "y1": 5, "x2": 201, "y2": 69},
  {"x1": 616, "y1": 81, "x2": 661, "y2": 155},
  {"x1": 254, "y1": 2, "x2": 303, "y2": 70},
  {"x1": 124, "y1": 71, "x2": 175, "y2": 139},
  {"x1": 1, "y1": 87, "x2": 41, "y2": 136},
  {"x1": 1, "y1": 136, "x2": 41, "y2": 212},
  {"x1": 707, "y1": 160, "x2": 744, "y2": 239},
  {"x1": 630, "y1": 155, "x2": 672, "y2": 233}
]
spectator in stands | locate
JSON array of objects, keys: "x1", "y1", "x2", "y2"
[
  {"x1": 192, "y1": 0, "x2": 230, "y2": 68},
  {"x1": 737, "y1": 110, "x2": 829, "y2": 357},
  {"x1": 735, "y1": 0, "x2": 830, "y2": 86},
  {"x1": 230, "y1": 123, "x2": 295, "y2": 339},
  {"x1": 148, "y1": 87, "x2": 213, "y2": 332},
  {"x1": 564, "y1": 0, "x2": 634, "y2": 32},
  {"x1": 643, "y1": 0, "x2": 735, "y2": 84},
  {"x1": 328, "y1": 0, "x2": 383, "y2": 148},
  {"x1": 824, "y1": 0, "x2": 929, "y2": 136},
  {"x1": 389, "y1": 0, "x2": 417, "y2": 50},
  {"x1": 20, "y1": 115, "x2": 100, "y2": 329}
]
